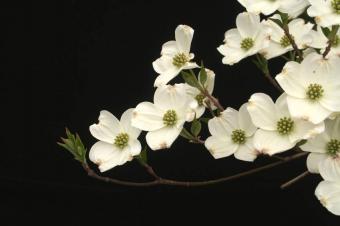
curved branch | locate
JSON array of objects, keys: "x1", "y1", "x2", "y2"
[
  {"x1": 202, "y1": 89, "x2": 224, "y2": 111},
  {"x1": 282, "y1": 24, "x2": 303, "y2": 62},
  {"x1": 323, "y1": 25, "x2": 339, "y2": 59},
  {"x1": 81, "y1": 152, "x2": 308, "y2": 187}
]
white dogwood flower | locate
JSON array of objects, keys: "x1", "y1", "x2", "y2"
[
  {"x1": 89, "y1": 109, "x2": 142, "y2": 172},
  {"x1": 217, "y1": 12, "x2": 271, "y2": 65},
  {"x1": 238, "y1": 0, "x2": 309, "y2": 17},
  {"x1": 300, "y1": 117, "x2": 340, "y2": 181},
  {"x1": 307, "y1": 0, "x2": 340, "y2": 27},
  {"x1": 153, "y1": 25, "x2": 198, "y2": 87},
  {"x1": 261, "y1": 16, "x2": 315, "y2": 59},
  {"x1": 315, "y1": 180, "x2": 340, "y2": 215},
  {"x1": 131, "y1": 84, "x2": 193, "y2": 150},
  {"x1": 275, "y1": 53, "x2": 340, "y2": 124},
  {"x1": 247, "y1": 93, "x2": 324, "y2": 155},
  {"x1": 205, "y1": 104, "x2": 258, "y2": 161},
  {"x1": 185, "y1": 69, "x2": 216, "y2": 119}
]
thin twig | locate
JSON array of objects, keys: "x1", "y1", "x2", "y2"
[
  {"x1": 81, "y1": 152, "x2": 308, "y2": 187},
  {"x1": 262, "y1": 67, "x2": 284, "y2": 92},
  {"x1": 202, "y1": 89, "x2": 224, "y2": 111},
  {"x1": 282, "y1": 24, "x2": 303, "y2": 62},
  {"x1": 280, "y1": 171, "x2": 310, "y2": 190}
]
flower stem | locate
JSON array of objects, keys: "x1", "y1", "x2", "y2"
[
  {"x1": 323, "y1": 25, "x2": 340, "y2": 59},
  {"x1": 202, "y1": 89, "x2": 224, "y2": 111},
  {"x1": 282, "y1": 24, "x2": 303, "y2": 62},
  {"x1": 280, "y1": 171, "x2": 309, "y2": 190}
]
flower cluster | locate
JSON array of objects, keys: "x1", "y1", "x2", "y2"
[{"x1": 84, "y1": 0, "x2": 340, "y2": 216}]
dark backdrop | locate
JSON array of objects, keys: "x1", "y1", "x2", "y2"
[{"x1": 6, "y1": 0, "x2": 339, "y2": 225}]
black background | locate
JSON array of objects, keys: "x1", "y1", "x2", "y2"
[{"x1": 5, "y1": 0, "x2": 339, "y2": 225}]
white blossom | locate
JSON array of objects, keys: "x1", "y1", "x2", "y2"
[
  {"x1": 153, "y1": 25, "x2": 198, "y2": 87},
  {"x1": 238, "y1": 0, "x2": 309, "y2": 17},
  {"x1": 315, "y1": 180, "x2": 340, "y2": 215},
  {"x1": 300, "y1": 117, "x2": 340, "y2": 181},
  {"x1": 275, "y1": 52, "x2": 340, "y2": 124},
  {"x1": 89, "y1": 109, "x2": 142, "y2": 172},
  {"x1": 307, "y1": 0, "x2": 340, "y2": 27},
  {"x1": 247, "y1": 93, "x2": 324, "y2": 155},
  {"x1": 131, "y1": 84, "x2": 193, "y2": 150},
  {"x1": 261, "y1": 16, "x2": 315, "y2": 59},
  {"x1": 185, "y1": 69, "x2": 216, "y2": 119},
  {"x1": 205, "y1": 104, "x2": 258, "y2": 161},
  {"x1": 217, "y1": 12, "x2": 271, "y2": 65}
]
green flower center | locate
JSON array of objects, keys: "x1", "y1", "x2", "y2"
[
  {"x1": 306, "y1": 83, "x2": 324, "y2": 101},
  {"x1": 240, "y1": 38, "x2": 254, "y2": 51},
  {"x1": 326, "y1": 139, "x2": 340, "y2": 156},
  {"x1": 277, "y1": 117, "x2": 294, "y2": 135},
  {"x1": 332, "y1": 35, "x2": 340, "y2": 47},
  {"x1": 231, "y1": 129, "x2": 246, "y2": 144},
  {"x1": 195, "y1": 94, "x2": 205, "y2": 106},
  {"x1": 280, "y1": 35, "x2": 292, "y2": 48},
  {"x1": 163, "y1": 110, "x2": 177, "y2": 126},
  {"x1": 172, "y1": 53, "x2": 189, "y2": 68},
  {"x1": 114, "y1": 133, "x2": 129, "y2": 149},
  {"x1": 332, "y1": 0, "x2": 340, "y2": 14}
]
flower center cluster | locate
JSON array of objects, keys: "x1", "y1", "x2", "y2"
[
  {"x1": 280, "y1": 35, "x2": 292, "y2": 48},
  {"x1": 195, "y1": 94, "x2": 205, "y2": 106},
  {"x1": 231, "y1": 129, "x2": 246, "y2": 144},
  {"x1": 332, "y1": 35, "x2": 340, "y2": 47},
  {"x1": 240, "y1": 38, "x2": 254, "y2": 51},
  {"x1": 114, "y1": 133, "x2": 129, "y2": 149},
  {"x1": 332, "y1": 0, "x2": 340, "y2": 14},
  {"x1": 326, "y1": 139, "x2": 340, "y2": 157},
  {"x1": 306, "y1": 83, "x2": 324, "y2": 101},
  {"x1": 163, "y1": 110, "x2": 178, "y2": 126},
  {"x1": 172, "y1": 53, "x2": 189, "y2": 68},
  {"x1": 277, "y1": 117, "x2": 294, "y2": 135}
]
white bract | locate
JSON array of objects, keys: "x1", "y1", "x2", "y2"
[
  {"x1": 131, "y1": 84, "x2": 193, "y2": 150},
  {"x1": 301, "y1": 117, "x2": 340, "y2": 181},
  {"x1": 276, "y1": 53, "x2": 340, "y2": 124},
  {"x1": 205, "y1": 104, "x2": 258, "y2": 161},
  {"x1": 247, "y1": 93, "x2": 324, "y2": 155},
  {"x1": 315, "y1": 180, "x2": 340, "y2": 215},
  {"x1": 261, "y1": 16, "x2": 319, "y2": 59},
  {"x1": 89, "y1": 109, "x2": 142, "y2": 172},
  {"x1": 185, "y1": 69, "x2": 216, "y2": 119},
  {"x1": 307, "y1": 0, "x2": 340, "y2": 27},
  {"x1": 238, "y1": 0, "x2": 309, "y2": 17},
  {"x1": 217, "y1": 12, "x2": 271, "y2": 65},
  {"x1": 153, "y1": 25, "x2": 198, "y2": 87}
]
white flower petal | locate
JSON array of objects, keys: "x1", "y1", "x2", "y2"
[
  {"x1": 146, "y1": 125, "x2": 182, "y2": 150},
  {"x1": 154, "y1": 83, "x2": 188, "y2": 111},
  {"x1": 300, "y1": 131, "x2": 330, "y2": 153},
  {"x1": 161, "y1": 41, "x2": 179, "y2": 56},
  {"x1": 247, "y1": 93, "x2": 278, "y2": 130},
  {"x1": 131, "y1": 102, "x2": 164, "y2": 131},
  {"x1": 287, "y1": 96, "x2": 332, "y2": 124},
  {"x1": 127, "y1": 139, "x2": 142, "y2": 156},
  {"x1": 236, "y1": 12, "x2": 261, "y2": 38},
  {"x1": 234, "y1": 137, "x2": 258, "y2": 162},
  {"x1": 120, "y1": 108, "x2": 141, "y2": 139},
  {"x1": 89, "y1": 110, "x2": 121, "y2": 144},
  {"x1": 205, "y1": 136, "x2": 238, "y2": 159},
  {"x1": 315, "y1": 180, "x2": 340, "y2": 216},
  {"x1": 289, "y1": 119, "x2": 325, "y2": 143},
  {"x1": 208, "y1": 115, "x2": 233, "y2": 139},
  {"x1": 306, "y1": 153, "x2": 327, "y2": 174},
  {"x1": 89, "y1": 141, "x2": 132, "y2": 172},
  {"x1": 238, "y1": 103, "x2": 257, "y2": 137},
  {"x1": 319, "y1": 157, "x2": 340, "y2": 182},
  {"x1": 253, "y1": 129, "x2": 295, "y2": 155},
  {"x1": 175, "y1": 25, "x2": 194, "y2": 54}
]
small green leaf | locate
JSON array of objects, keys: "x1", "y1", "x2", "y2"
[
  {"x1": 58, "y1": 128, "x2": 87, "y2": 163},
  {"x1": 199, "y1": 117, "x2": 210, "y2": 124},
  {"x1": 279, "y1": 12, "x2": 289, "y2": 24},
  {"x1": 181, "y1": 71, "x2": 202, "y2": 91},
  {"x1": 322, "y1": 27, "x2": 331, "y2": 37},
  {"x1": 199, "y1": 62, "x2": 207, "y2": 86},
  {"x1": 180, "y1": 128, "x2": 195, "y2": 140},
  {"x1": 191, "y1": 120, "x2": 202, "y2": 137},
  {"x1": 296, "y1": 139, "x2": 307, "y2": 147},
  {"x1": 269, "y1": 18, "x2": 283, "y2": 27}
]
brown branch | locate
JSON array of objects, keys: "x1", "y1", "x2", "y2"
[
  {"x1": 280, "y1": 171, "x2": 310, "y2": 190},
  {"x1": 202, "y1": 89, "x2": 224, "y2": 111},
  {"x1": 81, "y1": 152, "x2": 308, "y2": 187},
  {"x1": 262, "y1": 67, "x2": 284, "y2": 92},
  {"x1": 282, "y1": 24, "x2": 303, "y2": 62},
  {"x1": 323, "y1": 25, "x2": 339, "y2": 59}
]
